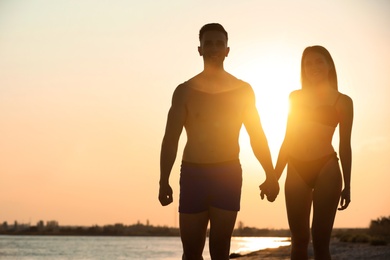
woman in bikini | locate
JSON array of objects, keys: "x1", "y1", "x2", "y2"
[{"x1": 273, "y1": 45, "x2": 354, "y2": 260}]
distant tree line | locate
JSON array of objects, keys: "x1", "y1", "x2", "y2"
[
  {"x1": 369, "y1": 216, "x2": 390, "y2": 239},
  {"x1": 6, "y1": 216, "x2": 388, "y2": 238},
  {"x1": 332, "y1": 216, "x2": 390, "y2": 246},
  {"x1": 0, "y1": 219, "x2": 290, "y2": 237},
  {"x1": 0, "y1": 220, "x2": 179, "y2": 236}
]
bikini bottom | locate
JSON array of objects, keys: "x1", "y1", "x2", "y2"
[{"x1": 288, "y1": 152, "x2": 338, "y2": 189}]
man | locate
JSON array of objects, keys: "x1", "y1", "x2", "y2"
[{"x1": 158, "y1": 23, "x2": 279, "y2": 260}]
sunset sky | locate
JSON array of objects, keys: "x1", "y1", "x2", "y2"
[{"x1": 1, "y1": 0, "x2": 389, "y2": 229}]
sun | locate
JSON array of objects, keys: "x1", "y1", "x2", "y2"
[{"x1": 234, "y1": 50, "x2": 300, "y2": 163}]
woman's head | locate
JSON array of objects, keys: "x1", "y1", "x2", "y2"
[{"x1": 301, "y1": 45, "x2": 338, "y2": 90}]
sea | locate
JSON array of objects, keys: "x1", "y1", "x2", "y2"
[{"x1": 0, "y1": 235, "x2": 290, "y2": 259}]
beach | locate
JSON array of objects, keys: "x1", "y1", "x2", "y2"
[{"x1": 231, "y1": 239, "x2": 390, "y2": 260}]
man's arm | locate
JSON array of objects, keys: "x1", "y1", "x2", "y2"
[
  {"x1": 159, "y1": 85, "x2": 187, "y2": 206},
  {"x1": 242, "y1": 85, "x2": 279, "y2": 201}
]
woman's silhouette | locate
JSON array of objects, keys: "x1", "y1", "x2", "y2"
[{"x1": 274, "y1": 45, "x2": 353, "y2": 260}]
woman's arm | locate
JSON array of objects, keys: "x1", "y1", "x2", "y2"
[
  {"x1": 274, "y1": 91, "x2": 296, "y2": 180},
  {"x1": 337, "y1": 94, "x2": 354, "y2": 210}
]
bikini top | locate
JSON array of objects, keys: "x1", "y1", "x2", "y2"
[{"x1": 293, "y1": 94, "x2": 341, "y2": 128}]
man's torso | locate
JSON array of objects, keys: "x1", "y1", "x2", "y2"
[{"x1": 180, "y1": 76, "x2": 251, "y2": 163}]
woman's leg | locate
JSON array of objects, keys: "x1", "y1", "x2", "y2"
[
  {"x1": 285, "y1": 164, "x2": 313, "y2": 260},
  {"x1": 312, "y1": 158, "x2": 342, "y2": 260}
]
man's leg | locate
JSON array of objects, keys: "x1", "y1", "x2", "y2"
[
  {"x1": 208, "y1": 207, "x2": 238, "y2": 260},
  {"x1": 180, "y1": 211, "x2": 209, "y2": 260}
]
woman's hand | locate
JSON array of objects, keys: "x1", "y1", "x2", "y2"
[
  {"x1": 338, "y1": 188, "x2": 351, "y2": 210},
  {"x1": 259, "y1": 178, "x2": 280, "y2": 202}
]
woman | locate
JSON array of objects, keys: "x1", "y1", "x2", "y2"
[{"x1": 273, "y1": 46, "x2": 353, "y2": 260}]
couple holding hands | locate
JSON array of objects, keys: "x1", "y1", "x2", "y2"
[{"x1": 159, "y1": 23, "x2": 353, "y2": 260}]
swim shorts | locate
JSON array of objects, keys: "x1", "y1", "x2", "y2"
[{"x1": 179, "y1": 159, "x2": 242, "y2": 213}]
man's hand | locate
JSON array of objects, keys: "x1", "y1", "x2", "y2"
[
  {"x1": 158, "y1": 183, "x2": 173, "y2": 206},
  {"x1": 259, "y1": 178, "x2": 280, "y2": 202}
]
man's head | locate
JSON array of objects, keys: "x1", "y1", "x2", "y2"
[
  {"x1": 199, "y1": 23, "x2": 228, "y2": 42},
  {"x1": 198, "y1": 23, "x2": 229, "y2": 67}
]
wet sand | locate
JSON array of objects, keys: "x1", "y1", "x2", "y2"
[{"x1": 230, "y1": 240, "x2": 390, "y2": 260}]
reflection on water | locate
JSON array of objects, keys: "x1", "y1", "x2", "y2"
[
  {"x1": 230, "y1": 237, "x2": 291, "y2": 254},
  {"x1": 0, "y1": 235, "x2": 291, "y2": 260}
]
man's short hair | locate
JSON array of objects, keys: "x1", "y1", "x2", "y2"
[{"x1": 199, "y1": 23, "x2": 228, "y2": 42}]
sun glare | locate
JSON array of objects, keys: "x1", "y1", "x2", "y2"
[
  {"x1": 236, "y1": 51, "x2": 299, "y2": 160},
  {"x1": 231, "y1": 237, "x2": 291, "y2": 255}
]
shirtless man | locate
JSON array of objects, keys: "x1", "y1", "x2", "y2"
[{"x1": 158, "y1": 23, "x2": 279, "y2": 260}]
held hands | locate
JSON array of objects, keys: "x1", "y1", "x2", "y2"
[
  {"x1": 259, "y1": 177, "x2": 280, "y2": 202},
  {"x1": 338, "y1": 188, "x2": 351, "y2": 210},
  {"x1": 158, "y1": 183, "x2": 173, "y2": 206}
]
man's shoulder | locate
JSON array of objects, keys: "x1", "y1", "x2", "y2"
[
  {"x1": 220, "y1": 73, "x2": 251, "y2": 94},
  {"x1": 235, "y1": 79, "x2": 253, "y2": 95},
  {"x1": 175, "y1": 73, "x2": 252, "y2": 94},
  {"x1": 226, "y1": 73, "x2": 250, "y2": 86},
  {"x1": 173, "y1": 82, "x2": 191, "y2": 96},
  {"x1": 176, "y1": 75, "x2": 199, "y2": 90}
]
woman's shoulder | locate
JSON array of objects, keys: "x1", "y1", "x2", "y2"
[
  {"x1": 338, "y1": 92, "x2": 353, "y2": 103},
  {"x1": 333, "y1": 90, "x2": 353, "y2": 106},
  {"x1": 288, "y1": 89, "x2": 303, "y2": 101},
  {"x1": 337, "y1": 92, "x2": 354, "y2": 111}
]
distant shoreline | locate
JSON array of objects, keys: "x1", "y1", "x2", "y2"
[
  {"x1": 0, "y1": 223, "x2": 368, "y2": 238},
  {"x1": 0, "y1": 221, "x2": 290, "y2": 237}
]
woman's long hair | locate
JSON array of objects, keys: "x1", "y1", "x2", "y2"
[{"x1": 300, "y1": 45, "x2": 338, "y2": 90}]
